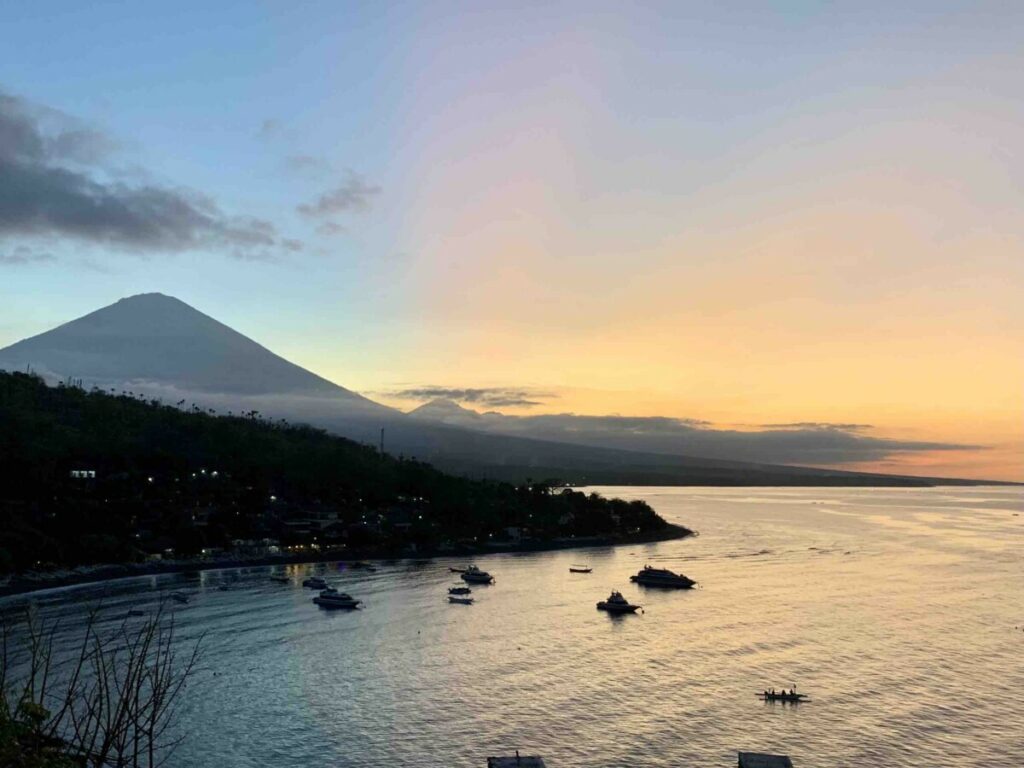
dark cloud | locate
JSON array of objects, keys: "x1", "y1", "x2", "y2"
[
  {"x1": 0, "y1": 89, "x2": 300, "y2": 262},
  {"x1": 394, "y1": 386, "x2": 554, "y2": 409},
  {"x1": 1, "y1": 93, "x2": 119, "y2": 165},
  {"x1": 298, "y1": 172, "x2": 381, "y2": 219}
]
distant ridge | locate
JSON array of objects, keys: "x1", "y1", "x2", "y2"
[{"x1": 0, "y1": 293, "x2": 379, "y2": 402}]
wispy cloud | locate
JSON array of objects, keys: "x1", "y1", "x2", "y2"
[
  {"x1": 298, "y1": 172, "x2": 381, "y2": 220},
  {"x1": 257, "y1": 118, "x2": 284, "y2": 140},
  {"x1": 0, "y1": 245, "x2": 54, "y2": 265},
  {"x1": 758, "y1": 422, "x2": 874, "y2": 431},
  {"x1": 285, "y1": 154, "x2": 332, "y2": 178},
  {"x1": 392, "y1": 385, "x2": 555, "y2": 409},
  {"x1": 0, "y1": 89, "x2": 299, "y2": 263}
]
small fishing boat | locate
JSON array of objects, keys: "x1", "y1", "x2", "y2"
[
  {"x1": 630, "y1": 565, "x2": 696, "y2": 589},
  {"x1": 448, "y1": 595, "x2": 474, "y2": 605},
  {"x1": 449, "y1": 566, "x2": 467, "y2": 573},
  {"x1": 757, "y1": 690, "x2": 808, "y2": 703},
  {"x1": 313, "y1": 588, "x2": 361, "y2": 609},
  {"x1": 448, "y1": 586, "x2": 472, "y2": 595},
  {"x1": 569, "y1": 565, "x2": 592, "y2": 573},
  {"x1": 302, "y1": 576, "x2": 328, "y2": 589},
  {"x1": 460, "y1": 565, "x2": 494, "y2": 584},
  {"x1": 596, "y1": 590, "x2": 641, "y2": 614}
]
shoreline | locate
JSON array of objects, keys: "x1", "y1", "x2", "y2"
[{"x1": 0, "y1": 523, "x2": 693, "y2": 600}]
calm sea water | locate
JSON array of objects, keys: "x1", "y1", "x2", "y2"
[{"x1": 6, "y1": 486, "x2": 1023, "y2": 767}]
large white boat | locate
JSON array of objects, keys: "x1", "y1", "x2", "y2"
[
  {"x1": 313, "y1": 588, "x2": 361, "y2": 609},
  {"x1": 460, "y1": 565, "x2": 494, "y2": 584},
  {"x1": 629, "y1": 565, "x2": 696, "y2": 589},
  {"x1": 596, "y1": 590, "x2": 640, "y2": 614}
]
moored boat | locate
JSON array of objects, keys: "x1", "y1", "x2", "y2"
[
  {"x1": 448, "y1": 585, "x2": 472, "y2": 595},
  {"x1": 569, "y1": 565, "x2": 592, "y2": 573},
  {"x1": 596, "y1": 590, "x2": 640, "y2": 614},
  {"x1": 302, "y1": 576, "x2": 328, "y2": 589},
  {"x1": 629, "y1": 565, "x2": 696, "y2": 589},
  {"x1": 448, "y1": 595, "x2": 474, "y2": 605},
  {"x1": 169, "y1": 592, "x2": 189, "y2": 604},
  {"x1": 269, "y1": 575, "x2": 290, "y2": 583},
  {"x1": 460, "y1": 565, "x2": 494, "y2": 584},
  {"x1": 313, "y1": 588, "x2": 361, "y2": 609},
  {"x1": 449, "y1": 566, "x2": 467, "y2": 573}
]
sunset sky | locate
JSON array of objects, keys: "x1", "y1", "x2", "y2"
[{"x1": 1, "y1": 2, "x2": 1021, "y2": 480}]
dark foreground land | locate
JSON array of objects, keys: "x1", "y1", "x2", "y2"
[{"x1": 0, "y1": 372, "x2": 680, "y2": 583}]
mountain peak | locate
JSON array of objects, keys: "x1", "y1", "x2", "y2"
[
  {"x1": 115, "y1": 291, "x2": 185, "y2": 306},
  {"x1": 409, "y1": 398, "x2": 480, "y2": 417}
]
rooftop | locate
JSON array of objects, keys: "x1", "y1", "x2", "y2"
[
  {"x1": 487, "y1": 757, "x2": 546, "y2": 768},
  {"x1": 738, "y1": 752, "x2": 794, "y2": 768}
]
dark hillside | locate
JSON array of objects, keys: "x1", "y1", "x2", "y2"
[{"x1": 0, "y1": 372, "x2": 672, "y2": 573}]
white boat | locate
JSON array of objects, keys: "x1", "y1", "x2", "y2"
[
  {"x1": 448, "y1": 595, "x2": 474, "y2": 605},
  {"x1": 460, "y1": 565, "x2": 494, "y2": 584},
  {"x1": 313, "y1": 588, "x2": 361, "y2": 609},
  {"x1": 302, "y1": 576, "x2": 328, "y2": 589},
  {"x1": 596, "y1": 590, "x2": 640, "y2": 614},
  {"x1": 629, "y1": 565, "x2": 696, "y2": 589}
]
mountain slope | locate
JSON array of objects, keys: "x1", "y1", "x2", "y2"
[{"x1": 0, "y1": 293, "x2": 379, "y2": 402}]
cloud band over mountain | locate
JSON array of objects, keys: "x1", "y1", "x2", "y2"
[{"x1": 406, "y1": 397, "x2": 980, "y2": 466}]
